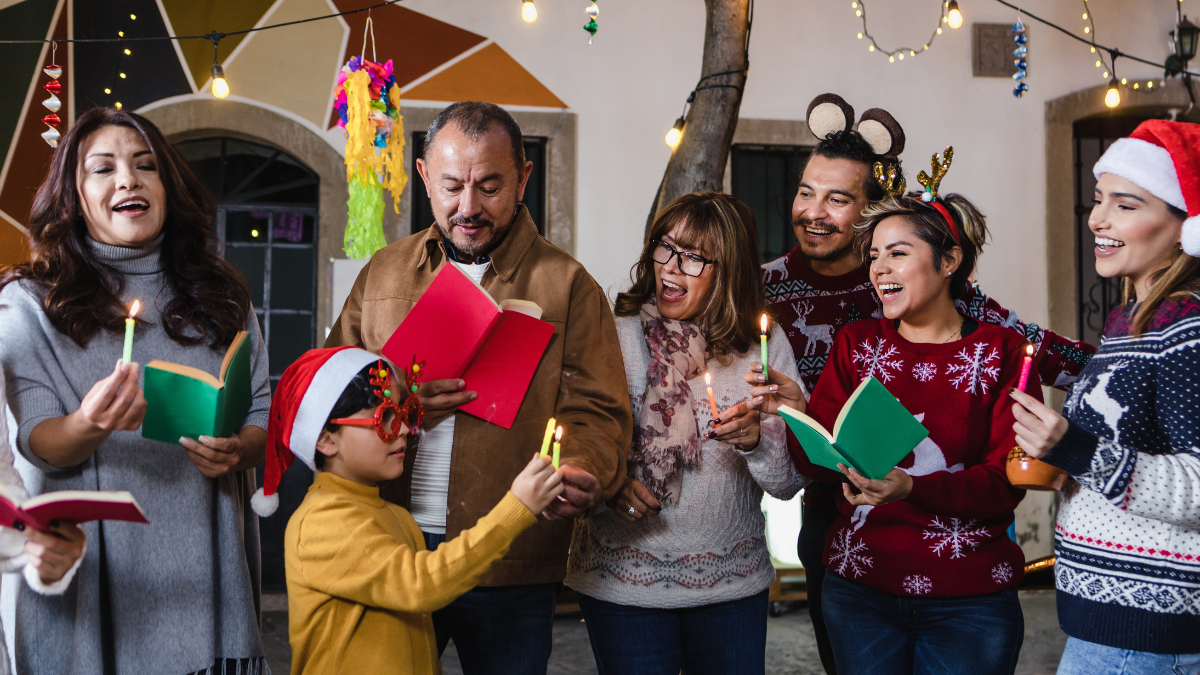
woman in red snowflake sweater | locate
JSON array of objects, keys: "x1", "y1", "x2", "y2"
[{"x1": 750, "y1": 173, "x2": 1036, "y2": 674}]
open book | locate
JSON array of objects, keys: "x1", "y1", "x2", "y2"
[
  {"x1": 142, "y1": 330, "x2": 253, "y2": 444},
  {"x1": 0, "y1": 485, "x2": 148, "y2": 533},
  {"x1": 778, "y1": 376, "x2": 929, "y2": 480},
  {"x1": 382, "y1": 262, "x2": 555, "y2": 429}
]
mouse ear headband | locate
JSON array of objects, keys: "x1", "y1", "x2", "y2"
[{"x1": 806, "y1": 93, "x2": 856, "y2": 140}]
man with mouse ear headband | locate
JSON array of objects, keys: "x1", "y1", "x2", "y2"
[{"x1": 757, "y1": 92, "x2": 1097, "y2": 675}]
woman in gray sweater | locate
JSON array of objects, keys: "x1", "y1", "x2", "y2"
[
  {"x1": 0, "y1": 107, "x2": 271, "y2": 674},
  {"x1": 567, "y1": 192, "x2": 807, "y2": 674}
]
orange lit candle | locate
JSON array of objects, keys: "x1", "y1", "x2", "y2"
[
  {"x1": 551, "y1": 426, "x2": 562, "y2": 469},
  {"x1": 705, "y1": 372, "x2": 720, "y2": 422},
  {"x1": 1017, "y1": 344, "x2": 1034, "y2": 392},
  {"x1": 122, "y1": 300, "x2": 140, "y2": 363},
  {"x1": 759, "y1": 314, "x2": 770, "y2": 383}
]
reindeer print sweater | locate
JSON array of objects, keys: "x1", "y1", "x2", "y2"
[
  {"x1": 794, "y1": 319, "x2": 1032, "y2": 597},
  {"x1": 1043, "y1": 293, "x2": 1200, "y2": 655}
]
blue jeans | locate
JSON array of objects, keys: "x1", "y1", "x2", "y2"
[
  {"x1": 577, "y1": 590, "x2": 769, "y2": 675},
  {"x1": 823, "y1": 572, "x2": 1024, "y2": 675},
  {"x1": 423, "y1": 532, "x2": 559, "y2": 675},
  {"x1": 1057, "y1": 637, "x2": 1200, "y2": 675}
]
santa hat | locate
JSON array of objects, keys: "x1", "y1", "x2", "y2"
[
  {"x1": 1092, "y1": 119, "x2": 1200, "y2": 256},
  {"x1": 251, "y1": 346, "x2": 383, "y2": 517}
]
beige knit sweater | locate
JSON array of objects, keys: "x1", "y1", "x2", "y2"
[{"x1": 566, "y1": 315, "x2": 808, "y2": 608}]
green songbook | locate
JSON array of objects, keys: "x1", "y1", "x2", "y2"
[
  {"x1": 141, "y1": 331, "x2": 252, "y2": 444},
  {"x1": 778, "y1": 376, "x2": 929, "y2": 480}
]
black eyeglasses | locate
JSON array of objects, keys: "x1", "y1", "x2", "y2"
[{"x1": 651, "y1": 240, "x2": 715, "y2": 277}]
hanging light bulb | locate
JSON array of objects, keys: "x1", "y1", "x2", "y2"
[
  {"x1": 521, "y1": 0, "x2": 537, "y2": 22},
  {"x1": 665, "y1": 117, "x2": 685, "y2": 149},
  {"x1": 947, "y1": 0, "x2": 963, "y2": 29},
  {"x1": 211, "y1": 63, "x2": 230, "y2": 99},
  {"x1": 1104, "y1": 78, "x2": 1121, "y2": 108}
]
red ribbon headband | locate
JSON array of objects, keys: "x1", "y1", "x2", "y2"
[{"x1": 927, "y1": 199, "x2": 962, "y2": 247}]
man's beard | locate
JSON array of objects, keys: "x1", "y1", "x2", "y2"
[
  {"x1": 439, "y1": 212, "x2": 504, "y2": 258},
  {"x1": 796, "y1": 217, "x2": 854, "y2": 261}
]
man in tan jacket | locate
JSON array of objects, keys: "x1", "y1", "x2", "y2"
[{"x1": 325, "y1": 101, "x2": 632, "y2": 674}]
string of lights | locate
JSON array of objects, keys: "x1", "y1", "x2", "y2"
[{"x1": 853, "y1": 0, "x2": 962, "y2": 62}]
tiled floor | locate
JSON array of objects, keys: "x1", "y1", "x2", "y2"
[{"x1": 261, "y1": 589, "x2": 1067, "y2": 674}]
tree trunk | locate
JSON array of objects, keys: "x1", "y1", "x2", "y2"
[{"x1": 646, "y1": 0, "x2": 750, "y2": 237}]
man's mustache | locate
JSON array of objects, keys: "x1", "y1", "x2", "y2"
[
  {"x1": 795, "y1": 217, "x2": 842, "y2": 234},
  {"x1": 450, "y1": 214, "x2": 494, "y2": 229}
]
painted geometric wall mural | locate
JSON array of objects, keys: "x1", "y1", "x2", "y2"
[{"x1": 0, "y1": 0, "x2": 566, "y2": 266}]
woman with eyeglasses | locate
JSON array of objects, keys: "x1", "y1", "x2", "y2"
[{"x1": 566, "y1": 191, "x2": 807, "y2": 675}]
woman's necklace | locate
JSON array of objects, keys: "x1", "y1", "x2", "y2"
[{"x1": 941, "y1": 317, "x2": 965, "y2": 343}]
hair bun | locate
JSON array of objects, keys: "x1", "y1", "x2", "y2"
[{"x1": 807, "y1": 94, "x2": 855, "y2": 141}]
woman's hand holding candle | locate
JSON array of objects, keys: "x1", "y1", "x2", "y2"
[
  {"x1": 709, "y1": 403, "x2": 761, "y2": 450},
  {"x1": 30, "y1": 360, "x2": 147, "y2": 469},
  {"x1": 1009, "y1": 388, "x2": 1069, "y2": 459},
  {"x1": 744, "y1": 363, "x2": 806, "y2": 415}
]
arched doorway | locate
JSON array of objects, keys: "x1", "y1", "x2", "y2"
[{"x1": 176, "y1": 136, "x2": 319, "y2": 593}]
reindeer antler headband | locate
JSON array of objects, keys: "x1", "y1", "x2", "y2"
[{"x1": 916, "y1": 146, "x2": 962, "y2": 247}]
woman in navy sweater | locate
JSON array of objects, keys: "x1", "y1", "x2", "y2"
[{"x1": 1012, "y1": 120, "x2": 1200, "y2": 673}]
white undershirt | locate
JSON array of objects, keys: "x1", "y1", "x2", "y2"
[{"x1": 408, "y1": 260, "x2": 490, "y2": 534}]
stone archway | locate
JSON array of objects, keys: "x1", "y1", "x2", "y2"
[
  {"x1": 139, "y1": 99, "x2": 347, "y2": 346},
  {"x1": 1044, "y1": 80, "x2": 1200, "y2": 358}
]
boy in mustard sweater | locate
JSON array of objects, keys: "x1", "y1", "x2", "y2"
[{"x1": 251, "y1": 347, "x2": 563, "y2": 675}]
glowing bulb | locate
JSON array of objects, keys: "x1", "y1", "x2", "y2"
[
  {"x1": 857, "y1": 32, "x2": 863, "y2": 39},
  {"x1": 1096, "y1": 60, "x2": 1102, "y2": 67},
  {"x1": 851, "y1": 1, "x2": 857, "y2": 7},
  {"x1": 665, "y1": 117, "x2": 684, "y2": 149},
  {"x1": 251, "y1": 229, "x2": 259, "y2": 238},
  {"x1": 910, "y1": 50, "x2": 916, "y2": 56},
  {"x1": 211, "y1": 64, "x2": 230, "y2": 99},
  {"x1": 1121, "y1": 78, "x2": 1127, "y2": 85},
  {"x1": 899, "y1": 53, "x2": 905, "y2": 60},
  {"x1": 124, "y1": 48, "x2": 131, "y2": 55},
  {"x1": 1084, "y1": 26, "x2": 1090, "y2": 33},
  {"x1": 119, "y1": 72, "x2": 126, "y2": 79},
  {"x1": 937, "y1": 27, "x2": 943, "y2": 34},
  {"x1": 889, "y1": 55, "x2": 895, "y2": 62},
  {"x1": 1091, "y1": 46, "x2": 1096, "y2": 53},
  {"x1": 856, "y1": 9, "x2": 862, "y2": 16},
  {"x1": 521, "y1": 0, "x2": 537, "y2": 22},
  {"x1": 115, "y1": 102, "x2": 123, "y2": 109},
  {"x1": 130, "y1": 13, "x2": 136, "y2": 19},
  {"x1": 1082, "y1": 12, "x2": 1088, "y2": 19},
  {"x1": 1148, "y1": 80, "x2": 1155, "y2": 89},
  {"x1": 869, "y1": 45, "x2": 875, "y2": 51},
  {"x1": 1134, "y1": 82, "x2": 1140, "y2": 89},
  {"x1": 118, "y1": 31, "x2": 124, "y2": 37},
  {"x1": 1104, "y1": 79, "x2": 1120, "y2": 108},
  {"x1": 104, "y1": 88, "x2": 111, "y2": 94},
  {"x1": 1102, "y1": 71, "x2": 1109, "y2": 78},
  {"x1": 947, "y1": 0, "x2": 962, "y2": 28}
]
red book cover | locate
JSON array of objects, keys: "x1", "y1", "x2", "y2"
[
  {"x1": 0, "y1": 489, "x2": 149, "y2": 533},
  {"x1": 382, "y1": 262, "x2": 555, "y2": 429}
]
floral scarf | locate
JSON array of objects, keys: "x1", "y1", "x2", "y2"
[{"x1": 630, "y1": 300, "x2": 709, "y2": 504}]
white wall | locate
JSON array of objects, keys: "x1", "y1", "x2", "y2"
[{"x1": 395, "y1": 0, "x2": 1188, "y2": 327}]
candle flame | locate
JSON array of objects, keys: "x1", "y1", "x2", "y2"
[
  {"x1": 760, "y1": 313, "x2": 768, "y2": 333},
  {"x1": 554, "y1": 426, "x2": 563, "y2": 441},
  {"x1": 1025, "y1": 344, "x2": 1034, "y2": 356},
  {"x1": 128, "y1": 300, "x2": 140, "y2": 318},
  {"x1": 705, "y1": 372, "x2": 712, "y2": 386}
]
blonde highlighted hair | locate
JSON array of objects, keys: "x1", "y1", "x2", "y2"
[{"x1": 854, "y1": 192, "x2": 990, "y2": 299}]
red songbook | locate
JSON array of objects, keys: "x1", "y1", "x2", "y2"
[
  {"x1": 0, "y1": 487, "x2": 149, "y2": 533},
  {"x1": 382, "y1": 262, "x2": 555, "y2": 429}
]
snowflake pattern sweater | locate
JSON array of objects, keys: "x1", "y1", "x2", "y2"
[
  {"x1": 1043, "y1": 294, "x2": 1200, "y2": 655},
  {"x1": 796, "y1": 319, "x2": 1033, "y2": 597}
]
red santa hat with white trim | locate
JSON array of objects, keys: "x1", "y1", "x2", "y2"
[
  {"x1": 251, "y1": 346, "x2": 383, "y2": 517},
  {"x1": 1093, "y1": 119, "x2": 1200, "y2": 257}
]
